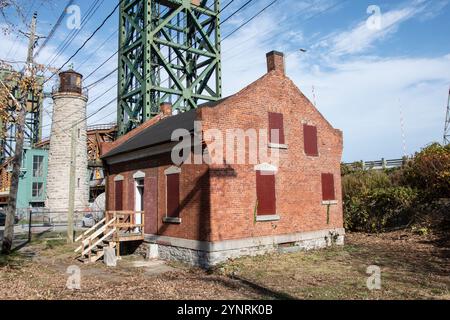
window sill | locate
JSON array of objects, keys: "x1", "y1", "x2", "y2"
[
  {"x1": 256, "y1": 215, "x2": 280, "y2": 222},
  {"x1": 268, "y1": 143, "x2": 288, "y2": 150},
  {"x1": 322, "y1": 200, "x2": 338, "y2": 206},
  {"x1": 163, "y1": 217, "x2": 181, "y2": 224}
]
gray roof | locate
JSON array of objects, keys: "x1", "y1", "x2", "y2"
[
  {"x1": 102, "y1": 109, "x2": 197, "y2": 159},
  {"x1": 102, "y1": 97, "x2": 231, "y2": 159}
]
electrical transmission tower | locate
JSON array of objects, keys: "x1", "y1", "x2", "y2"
[
  {"x1": 444, "y1": 87, "x2": 450, "y2": 145},
  {"x1": 117, "y1": 0, "x2": 222, "y2": 136}
]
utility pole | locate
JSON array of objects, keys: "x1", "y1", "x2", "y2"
[
  {"x1": 1, "y1": 12, "x2": 37, "y2": 254},
  {"x1": 67, "y1": 123, "x2": 77, "y2": 244},
  {"x1": 444, "y1": 87, "x2": 450, "y2": 145}
]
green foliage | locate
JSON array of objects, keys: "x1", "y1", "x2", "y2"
[
  {"x1": 401, "y1": 143, "x2": 450, "y2": 199},
  {"x1": 344, "y1": 178, "x2": 418, "y2": 232},
  {"x1": 342, "y1": 143, "x2": 450, "y2": 233}
]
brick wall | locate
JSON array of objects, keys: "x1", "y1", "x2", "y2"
[
  {"x1": 105, "y1": 55, "x2": 343, "y2": 243},
  {"x1": 198, "y1": 68, "x2": 343, "y2": 242},
  {"x1": 106, "y1": 153, "x2": 212, "y2": 241}
]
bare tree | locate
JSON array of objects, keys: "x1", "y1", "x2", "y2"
[
  {"x1": 0, "y1": 0, "x2": 26, "y2": 33},
  {"x1": 1, "y1": 10, "x2": 45, "y2": 254}
]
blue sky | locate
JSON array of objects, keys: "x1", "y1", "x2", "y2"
[{"x1": 1, "y1": 0, "x2": 450, "y2": 162}]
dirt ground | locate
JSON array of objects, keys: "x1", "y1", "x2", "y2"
[{"x1": 0, "y1": 231, "x2": 448, "y2": 300}]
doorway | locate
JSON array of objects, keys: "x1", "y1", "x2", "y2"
[{"x1": 135, "y1": 179, "x2": 144, "y2": 231}]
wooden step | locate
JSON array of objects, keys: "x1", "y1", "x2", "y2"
[{"x1": 90, "y1": 250, "x2": 104, "y2": 263}]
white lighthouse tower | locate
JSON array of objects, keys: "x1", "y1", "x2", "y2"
[{"x1": 46, "y1": 70, "x2": 89, "y2": 219}]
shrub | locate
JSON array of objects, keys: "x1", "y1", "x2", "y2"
[
  {"x1": 401, "y1": 143, "x2": 450, "y2": 199},
  {"x1": 344, "y1": 185, "x2": 418, "y2": 232},
  {"x1": 342, "y1": 143, "x2": 450, "y2": 233}
]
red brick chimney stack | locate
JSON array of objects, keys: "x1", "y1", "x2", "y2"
[
  {"x1": 266, "y1": 51, "x2": 285, "y2": 75},
  {"x1": 160, "y1": 102, "x2": 173, "y2": 117}
]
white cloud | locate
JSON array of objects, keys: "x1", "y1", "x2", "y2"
[
  {"x1": 320, "y1": 5, "x2": 422, "y2": 56},
  {"x1": 288, "y1": 54, "x2": 450, "y2": 161}
]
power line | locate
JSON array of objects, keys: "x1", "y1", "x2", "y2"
[
  {"x1": 55, "y1": 0, "x2": 282, "y2": 131},
  {"x1": 83, "y1": 0, "x2": 242, "y2": 92},
  {"x1": 43, "y1": 0, "x2": 120, "y2": 85},
  {"x1": 77, "y1": 30, "x2": 118, "y2": 70},
  {"x1": 82, "y1": 0, "x2": 239, "y2": 88},
  {"x1": 157, "y1": 0, "x2": 277, "y2": 88},
  {"x1": 44, "y1": 0, "x2": 104, "y2": 68},
  {"x1": 224, "y1": 0, "x2": 348, "y2": 62},
  {"x1": 86, "y1": 68, "x2": 117, "y2": 89},
  {"x1": 34, "y1": 0, "x2": 76, "y2": 59},
  {"x1": 64, "y1": 0, "x2": 241, "y2": 130},
  {"x1": 82, "y1": 0, "x2": 347, "y2": 129},
  {"x1": 5, "y1": 0, "x2": 39, "y2": 61}
]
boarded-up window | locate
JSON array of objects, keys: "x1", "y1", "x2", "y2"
[
  {"x1": 304, "y1": 124, "x2": 319, "y2": 156},
  {"x1": 256, "y1": 171, "x2": 276, "y2": 215},
  {"x1": 269, "y1": 112, "x2": 285, "y2": 145},
  {"x1": 166, "y1": 173, "x2": 180, "y2": 218},
  {"x1": 321, "y1": 173, "x2": 336, "y2": 201},
  {"x1": 115, "y1": 180, "x2": 123, "y2": 211}
]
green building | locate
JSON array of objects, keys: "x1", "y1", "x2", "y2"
[
  {"x1": 17, "y1": 147, "x2": 49, "y2": 208},
  {"x1": 0, "y1": 148, "x2": 48, "y2": 209},
  {"x1": 0, "y1": 148, "x2": 49, "y2": 209}
]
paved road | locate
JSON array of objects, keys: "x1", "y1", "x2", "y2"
[{"x1": 0, "y1": 225, "x2": 28, "y2": 241}]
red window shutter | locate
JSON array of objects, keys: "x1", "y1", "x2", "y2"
[
  {"x1": 269, "y1": 112, "x2": 285, "y2": 145},
  {"x1": 304, "y1": 124, "x2": 319, "y2": 156},
  {"x1": 166, "y1": 173, "x2": 180, "y2": 218},
  {"x1": 115, "y1": 180, "x2": 123, "y2": 211},
  {"x1": 256, "y1": 171, "x2": 276, "y2": 215},
  {"x1": 321, "y1": 173, "x2": 336, "y2": 201}
]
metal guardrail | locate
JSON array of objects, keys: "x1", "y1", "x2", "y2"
[
  {"x1": 51, "y1": 83, "x2": 89, "y2": 99},
  {"x1": 344, "y1": 158, "x2": 407, "y2": 170},
  {"x1": 87, "y1": 123, "x2": 117, "y2": 132}
]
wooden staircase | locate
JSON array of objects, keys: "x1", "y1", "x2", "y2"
[{"x1": 75, "y1": 211, "x2": 145, "y2": 264}]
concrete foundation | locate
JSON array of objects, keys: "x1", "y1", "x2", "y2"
[{"x1": 144, "y1": 228, "x2": 345, "y2": 268}]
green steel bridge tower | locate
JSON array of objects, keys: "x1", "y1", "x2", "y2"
[{"x1": 117, "y1": 0, "x2": 222, "y2": 136}]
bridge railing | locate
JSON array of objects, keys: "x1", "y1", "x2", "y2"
[{"x1": 344, "y1": 158, "x2": 407, "y2": 170}]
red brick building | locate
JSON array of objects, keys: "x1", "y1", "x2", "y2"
[{"x1": 101, "y1": 51, "x2": 345, "y2": 267}]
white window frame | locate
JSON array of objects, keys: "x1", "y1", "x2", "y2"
[{"x1": 134, "y1": 173, "x2": 145, "y2": 231}]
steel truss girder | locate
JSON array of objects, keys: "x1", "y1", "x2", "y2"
[{"x1": 117, "y1": 0, "x2": 222, "y2": 136}]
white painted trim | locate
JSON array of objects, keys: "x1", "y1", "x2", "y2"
[
  {"x1": 163, "y1": 217, "x2": 182, "y2": 224},
  {"x1": 164, "y1": 166, "x2": 181, "y2": 222},
  {"x1": 134, "y1": 179, "x2": 144, "y2": 226},
  {"x1": 164, "y1": 166, "x2": 181, "y2": 175},
  {"x1": 144, "y1": 228, "x2": 346, "y2": 252},
  {"x1": 268, "y1": 143, "x2": 288, "y2": 150},
  {"x1": 254, "y1": 163, "x2": 278, "y2": 172},
  {"x1": 114, "y1": 174, "x2": 124, "y2": 182},
  {"x1": 256, "y1": 215, "x2": 280, "y2": 222},
  {"x1": 133, "y1": 171, "x2": 146, "y2": 179}
]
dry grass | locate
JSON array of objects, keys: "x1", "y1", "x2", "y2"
[
  {"x1": 220, "y1": 232, "x2": 450, "y2": 300},
  {"x1": 0, "y1": 232, "x2": 448, "y2": 300}
]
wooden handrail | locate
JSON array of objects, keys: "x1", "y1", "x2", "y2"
[
  {"x1": 75, "y1": 217, "x2": 107, "y2": 242},
  {"x1": 75, "y1": 217, "x2": 117, "y2": 253},
  {"x1": 82, "y1": 228, "x2": 117, "y2": 256},
  {"x1": 75, "y1": 211, "x2": 145, "y2": 262}
]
